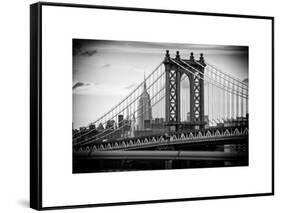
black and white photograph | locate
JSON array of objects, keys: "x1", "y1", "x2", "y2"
[
  {"x1": 28, "y1": 2, "x2": 274, "y2": 210},
  {"x1": 72, "y1": 39, "x2": 249, "y2": 173}
]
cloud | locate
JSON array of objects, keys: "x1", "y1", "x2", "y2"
[
  {"x1": 72, "y1": 82, "x2": 91, "y2": 90},
  {"x1": 124, "y1": 83, "x2": 137, "y2": 90},
  {"x1": 73, "y1": 83, "x2": 131, "y2": 96},
  {"x1": 80, "y1": 49, "x2": 98, "y2": 57},
  {"x1": 102, "y1": 63, "x2": 111, "y2": 68},
  {"x1": 242, "y1": 78, "x2": 248, "y2": 84}
]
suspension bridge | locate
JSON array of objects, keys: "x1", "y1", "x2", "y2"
[{"x1": 73, "y1": 50, "x2": 248, "y2": 171}]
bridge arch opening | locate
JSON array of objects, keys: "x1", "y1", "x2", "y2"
[{"x1": 180, "y1": 73, "x2": 190, "y2": 122}]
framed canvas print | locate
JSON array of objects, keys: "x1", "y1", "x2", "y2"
[{"x1": 30, "y1": 2, "x2": 274, "y2": 210}]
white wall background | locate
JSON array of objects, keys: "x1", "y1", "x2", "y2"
[{"x1": 0, "y1": 0, "x2": 279, "y2": 212}]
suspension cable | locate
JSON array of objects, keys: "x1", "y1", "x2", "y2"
[
  {"x1": 196, "y1": 60, "x2": 248, "y2": 87},
  {"x1": 173, "y1": 59, "x2": 248, "y2": 99},
  {"x1": 73, "y1": 63, "x2": 165, "y2": 140},
  {"x1": 73, "y1": 61, "x2": 163, "y2": 138},
  {"x1": 180, "y1": 59, "x2": 248, "y2": 98},
  {"x1": 75, "y1": 85, "x2": 166, "y2": 146},
  {"x1": 75, "y1": 74, "x2": 189, "y2": 146},
  {"x1": 196, "y1": 60, "x2": 248, "y2": 92}
]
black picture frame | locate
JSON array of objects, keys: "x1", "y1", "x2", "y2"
[{"x1": 30, "y1": 1, "x2": 274, "y2": 210}]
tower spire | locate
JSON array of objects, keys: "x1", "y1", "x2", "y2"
[
  {"x1": 143, "y1": 73, "x2": 147, "y2": 91},
  {"x1": 136, "y1": 72, "x2": 152, "y2": 130}
]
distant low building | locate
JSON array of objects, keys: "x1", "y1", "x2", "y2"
[
  {"x1": 89, "y1": 123, "x2": 96, "y2": 130},
  {"x1": 151, "y1": 118, "x2": 165, "y2": 130},
  {"x1": 186, "y1": 112, "x2": 191, "y2": 122},
  {"x1": 106, "y1": 120, "x2": 115, "y2": 129},
  {"x1": 144, "y1": 119, "x2": 151, "y2": 129},
  {"x1": 204, "y1": 115, "x2": 209, "y2": 128},
  {"x1": 97, "y1": 123, "x2": 104, "y2": 130}
]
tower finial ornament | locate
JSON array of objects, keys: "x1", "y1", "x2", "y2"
[
  {"x1": 200, "y1": 53, "x2": 204, "y2": 63},
  {"x1": 176, "y1": 51, "x2": 180, "y2": 61},
  {"x1": 190, "y1": 52, "x2": 194, "y2": 60},
  {"x1": 165, "y1": 50, "x2": 170, "y2": 62}
]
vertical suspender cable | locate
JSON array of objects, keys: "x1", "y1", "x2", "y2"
[
  {"x1": 236, "y1": 82, "x2": 239, "y2": 119},
  {"x1": 211, "y1": 73, "x2": 214, "y2": 126},
  {"x1": 206, "y1": 81, "x2": 209, "y2": 123},
  {"x1": 231, "y1": 79, "x2": 235, "y2": 119},
  {"x1": 218, "y1": 74, "x2": 221, "y2": 122},
  {"x1": 222, "y1": 79, "x2": 226, "y2": 120},
  {"x1": 246, "y1": 85, "x2": 248, "y2": 116},
  {"x1": 241, "y1": 84, "x2": 244, "y2": 117},
  {"x1": 208, "y1": 79, "x2": 211, "y2": 126},
  {"x1": 226, "y1": 78, "x2": 230, "y2": 120}
]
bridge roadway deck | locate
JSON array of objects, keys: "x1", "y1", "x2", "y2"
[
  {"x1": 123, "y1": 135, "x2": 248, "y2": 151},
  {"x1": 74, "y1": 150, "x2": 247, "y2": 161}
]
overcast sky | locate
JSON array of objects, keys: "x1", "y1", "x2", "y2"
[{"x1": 73, "y1": 39, "x2": 248, "y2": 129}]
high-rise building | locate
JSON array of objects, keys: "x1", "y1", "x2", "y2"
[
  {"x1": 118, "y1": 114, "x2": 124, "y2": 128},
  {"x1": 131, "y1": 113, "x2": 136, "y2": 137},
  {"x1": 136, "y1": 76, "x2": 152, "y2": 130}
]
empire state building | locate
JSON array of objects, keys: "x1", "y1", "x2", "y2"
[{"x1": 136, "y1": 77, "x2": 152, "y2": 130}]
